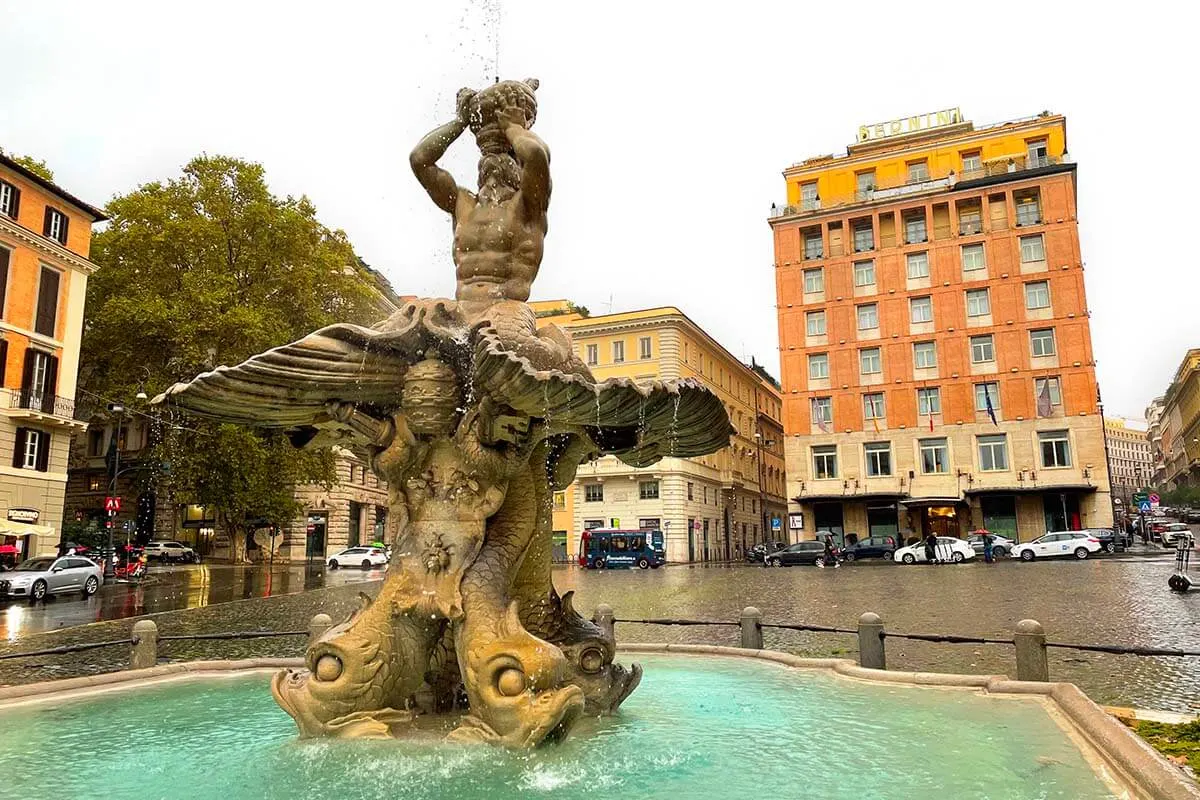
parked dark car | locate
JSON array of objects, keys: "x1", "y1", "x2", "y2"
[
  {"x1": 1082, "y1": 527, "x2": 1130, "y2": 553},
  {"x1": 764, "y1": 541, "x2": 828, "y2": 567},
  {"x1": 1183, "y1": 508, "x2": 1200, "y2": 524},
  {"x1": 840, "y1": 536, "x2": 897, "y2": 562}
]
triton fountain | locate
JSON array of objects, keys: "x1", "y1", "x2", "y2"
[{"x1": 154, "y1": 78, "x2": 733, "y2": 747}]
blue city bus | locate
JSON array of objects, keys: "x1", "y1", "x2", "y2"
[{"x1": 578, "y1": 528, "x2": 665, "y2": 570}]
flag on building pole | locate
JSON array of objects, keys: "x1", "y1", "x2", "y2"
[
  {"x1": 984, "y1": 385, "x2": 998, "y2": 426},
  {"x1": 871, "y1": 415, "x2": 880, "y2": 433},
  {"x1": 813, "y1": 399, "x2": 830, "y2": 433},
  {"x1": 1037, "y1": 380, "x2": 1053, "y2": 418}
]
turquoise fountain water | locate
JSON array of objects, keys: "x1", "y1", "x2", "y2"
[{"x1": 0, "y1": 655, "x2": 1116, "y2": 800}]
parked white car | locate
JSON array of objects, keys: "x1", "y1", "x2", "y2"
[
  {"x1": 144, "y1": 541, "x2": 199, "y2": 563},
  {"x1": 0, "y1": 556, "x2": 104, "y2": 601},
  {"x1": 1160, "y1": 523, "x2": 1193, "y2": 547},
  {"x1": 893, "y1": 537, "x2": 976, "y2": 564},
  {"x1": 326, "y1": 546, "x2": 388, "y2": 570},
  {"x1": 1011, "y1": 531, "x2": 1102, "y2": 561}
]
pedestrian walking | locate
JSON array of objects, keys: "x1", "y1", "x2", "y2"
[
  {"x1": 923, "y1": 532, "x2": 937, "y2": 564},
  {"x1": 982, "y1": 530, "x2": 995, "y2": 564}
]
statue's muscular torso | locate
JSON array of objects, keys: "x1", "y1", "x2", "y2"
[{"x1": 453, "y1": 191, "x2": 545, "y2": 305}]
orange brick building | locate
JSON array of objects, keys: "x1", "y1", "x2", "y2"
[
  {"x1": 769, "y1": 111, "x2": 1112, "y2": 545},
  {"x1": 0, "y1": 153, "x2": 106, "y2": 557}
]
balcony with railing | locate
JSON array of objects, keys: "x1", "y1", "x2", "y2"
[
  {"x1": 769, "y1": 152, "x2": 1071, "y2": 221},
  {"x1": 1, "y1": 387, "x2": 81, "y2": 427}
]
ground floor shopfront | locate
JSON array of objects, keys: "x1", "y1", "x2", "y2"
[{"x1": 793, "y1": 487, "x2": 1105, "y2": 547}]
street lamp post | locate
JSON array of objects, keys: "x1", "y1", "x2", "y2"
[{"x1": 104, "y1": 404, "x2": 126, "y2": 579}]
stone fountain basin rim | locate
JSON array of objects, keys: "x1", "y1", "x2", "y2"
[{"x1": 0, "y1": 649, "x2": 1192, "y2": 800}]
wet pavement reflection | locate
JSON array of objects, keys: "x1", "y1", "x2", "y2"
[
  {"x1": 0, "y1": 562, "x2": 382, "y2": 640},
  {"x1": 2, "y1": 549, "x2": 1199, "y2": 713}
]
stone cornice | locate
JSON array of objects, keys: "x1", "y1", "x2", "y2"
[{"x1": 0, "y1": 216, "x2": 97, "y2": 275}]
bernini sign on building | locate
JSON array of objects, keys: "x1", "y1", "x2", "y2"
[{"x1": 858, "y1": 108, "x2": 963, "y2": 142}]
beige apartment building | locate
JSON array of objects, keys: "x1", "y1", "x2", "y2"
[
  {"x1": 1104, "y1": 417, "x2": 1153, "y2": 509},
  {"x1": 534, "y1": 301, "x2": 787, "y2": 563}
]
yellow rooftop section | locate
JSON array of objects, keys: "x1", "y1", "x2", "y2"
[{"x1": 779, "y1": 110, "x2": 1068, "y2": 216}]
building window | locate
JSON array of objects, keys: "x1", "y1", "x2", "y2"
[
  {"x1": 966, "y1": 288, "x2": 991, "y2": 317},
  {"x1": 0, "y1": 180, "x2": 19, "y2": 219},
  {"x1": 1039, "y1": 430, "x2": 1072, "y2": 468},
  {"x1": 904, "y1": 213, "x2": 927, "y2": 244},
  {"x1": 961, "y1": 243, "x2": 986, "y2": 271},
  {"x1": 1027, "y1": 138, "x2": 1049, "y2": 168},
  {"x1": 864, "y1": 442, "x2": 892, "y2": 477},
  {"x1": 856, "y1": 171, "x2": 875, "y2": 194},
  {"x1": 919, "y1": 438, "x2": 949, "y2": 474},
  {"x1": 803, "y1": 232, "x2": 823, "y2": 260},
  {"x1": 1035, "y1": 376, "x2": 1063, "y2": 411},
  {"x1": 812, "y1": 445, "x2": 838, "y2": 479},
  {"x1": 34, "y1": 266, "x2": 62, "y2": 338},
  {"x1": 970, "y1": 334, "x2": 995, "y2": 363},
  {"x1": 639, "y1": 480, "x2": 660, "y2": 500},
  {"x1": 639, "y1": 337, "x2": 652, "y2": 359},
  {"x1": 917, "y1": 387, "x2": 941, "y2": 416},
  {"x1": 800, "y1": 181, "x2": 819, "y2": 210},
  {"x1": 808, "y1": 353, "x2": 829, "y2": 380},
  {"x1": 906, "y1": 251, "x2": 929, "y2": 279},
  {"x1": 803, "y1": 268, "x2": 824, "y2": 293},
  {"x1": 13, "y1": 427, "x2": 49, "y2": 472},
  {"x1": 961, "y1": 152, "x2": 982, "y2": 175},
  {"x1": 687, "y1": 482, "x2": 694, "y2": 501},
  {"x1": 88, "y1": 476, "x2": 102, "y2": 491},
  {"x1": 1020, "y1": 234, "x2": 1045, "y2": 263},
  {"x1": 1030, "y1": 328, "x2": 1057, "y2": 358},
  {"x1": 974, "y1": 382, "x2": 1000, "y2": 413},
  {"x1": 43, "y1": 207, "x2": 68, "y2": 245},
  {"x1": 806, "y1": 310, "x2": 826, "y2": 337},
  {"x1": 909, "y1": 296, "x2": 932, "y2": 324},
  {"x1": 1015, "y1": 193, "x2": 1042, "y2": 227},
  {"x1": 553, "y1": 491, "x2": 567, "y2": 510},
  {"x1": 853, "y1": 260, "x2": 875, "y2": 286},
  {"x1": 863, "y1": 392, "x2": 885, "y2": 420},
  {"x1": 584, "y1": 484, "x2": 604, "y2": 502},
  {"x1": 907, "y1": 160, "x2": 930, "y2": 182},
  {"x1": 853, "y1": 223, "x2": 874, "y2": 253},
  {"x1": 585, "y1": 344, "x2": 598, "y2": 366},
  {"x1": 913, "y1": 341, "x2": 936, "y2": 369},
  {"x1": 612, "y1": 341, "x2": 625, "y2": 363},
  {"x1": 811, "y1": 396, "x2": 832, "y2": 426},
  {"x1": 978, "y1": 434, "x2": 1009, "y2": 471},
  {"x1": 1025, "y1": 280, "x2": 1050, "y2": 310},
  {"x1": 859, "y1": 347, "x2": 881, "y2": 374},
  {"x1": 856, "y1": 303, "x2": 878, "y2": 330}
]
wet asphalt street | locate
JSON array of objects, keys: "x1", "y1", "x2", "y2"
[{"x1": 2, "y1": 543, "x2": 1199, "y2": 713}]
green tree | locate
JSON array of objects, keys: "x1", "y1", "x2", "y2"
[
  {"x1": 0, "y1": 149, "x2": 54, "y2": 182},
  {"x1": 83, "y1": 155, "x2": 389, "y2": 561}
]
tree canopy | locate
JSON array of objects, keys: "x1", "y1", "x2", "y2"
[
  {"x1": 83, "y1": 154, "x2": 392, "y2": 559},
  {"x1": 0, "y1": 149, "x2": 54, "y2": 182}
]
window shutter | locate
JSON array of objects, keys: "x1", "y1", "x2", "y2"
[
  {"x1": 35, "y1": 431, "x2": 50, "y2": 471},
  {"x1": 43, "y1": 206, "x2": 53, "y2": 237},
  {"x1": 59, "y1": 214, "x2": 69, "y2": 244},
  {"x1": 34, "y1": 268, "x2": 60, "y2": 337},
  {"x1": 43, "y1": 354, "x2": 58, "y2": 412},
  {"x1": 20, "y1": 348, "x2": 35, "y2": 397},
  {"x1": 12, "y1": 428, "x2": 27, "y2": 468},
  {"x1": 0, "y1": 339, "x2": 7, "y2": 385},
  {"x1": 9, "y1": 186, "x2": 18, "y2": 219},
  {"x1": 0, "y1": 247, "x2": 8, "y2": 314}
]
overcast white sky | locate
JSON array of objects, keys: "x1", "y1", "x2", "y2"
[{"x1": 1, "y1": 0, "x2": 1194, "y2": 419}]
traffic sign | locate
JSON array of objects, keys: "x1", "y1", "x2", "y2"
[
  {"x1": 1138, "y1": 500, "x2": 1152, "y2": 513},
  {"x1": 104, "y1": 496, "x2": 122, "y2": 512},
  {"x1": 771, "y1": 517, "x2": 782, "y2": 532},
  {"x1": 1133, "y1": 491, "x2": 1149, "y2": 504},
  {"x1": 1150, "y1": 493, "x2": 1161, "y2": 509}
]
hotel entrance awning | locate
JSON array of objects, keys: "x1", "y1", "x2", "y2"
[
  {"x1": 898, "y1": 497, "x2": 965, "y2": 508},
  {"x1": 963, "y1": 485, "x2": 1097, "y2": 496}
]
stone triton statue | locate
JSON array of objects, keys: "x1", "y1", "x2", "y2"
[{"x1": 155, "y1": 78, "x2": 733, "y2": 748}]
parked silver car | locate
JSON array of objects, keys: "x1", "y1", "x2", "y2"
[{"x1": 0, "y1": 556, "x2": 104, "y2": 601}]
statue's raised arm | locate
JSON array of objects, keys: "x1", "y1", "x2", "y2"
[
  {"x1": 409, "y1": 88, "x2": 476, "y2": 214},
  {"x1": 497, "y1": 105, "x2": 550, "y2": 217}
]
